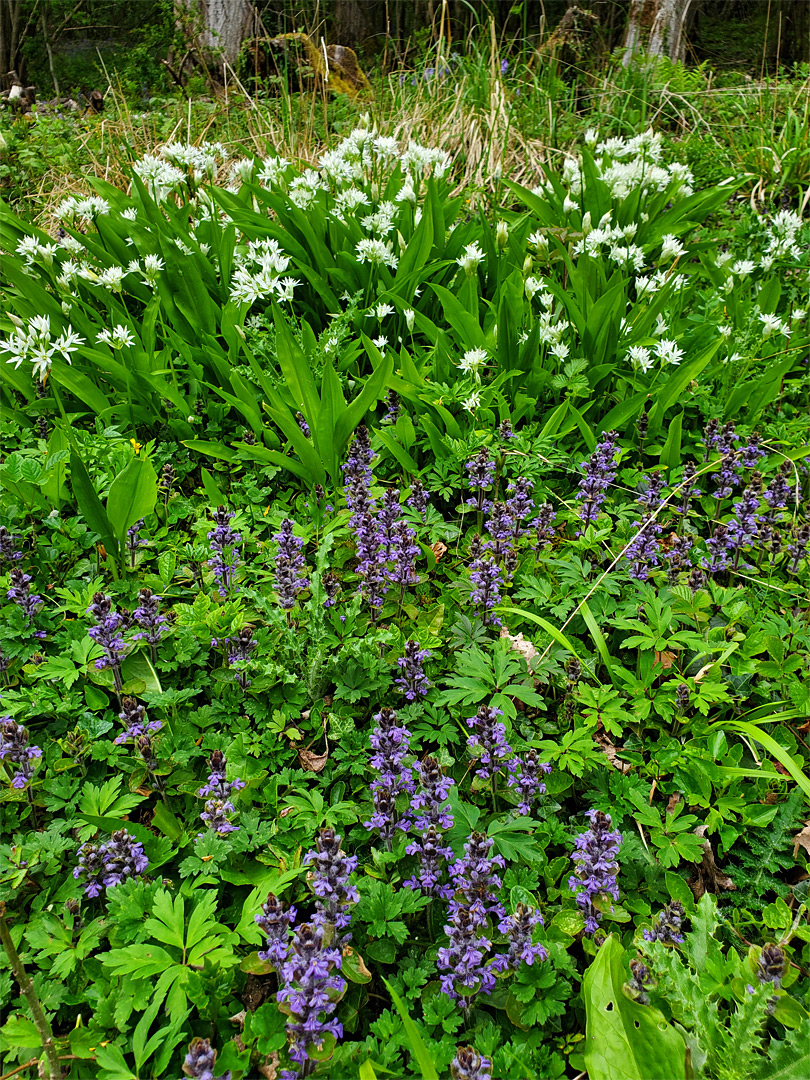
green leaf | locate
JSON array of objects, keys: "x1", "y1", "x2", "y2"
[
  {"x1": 106, "y1": 456, "x2": 158, "y2": 553},
  {"x1": 70, "y1": 448, "x2": 118, "y2": 557},
  {"x1": 583, "y1": 935, "x2": 686, "y2": 1080},
  {"x1": 382, "y1": 977, "x2": 440, "y2": 1080},
  {"x1": 660, "y1": 412, "x2": 683, "y2": 471}
]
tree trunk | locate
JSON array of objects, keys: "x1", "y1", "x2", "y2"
[
  {"x1": 622, "y1": 0, "x2": 696, "y2": 65},
  {"x1": 331, "y1": 0, "x2": 387, "y2": 51},
  {"x1": 179, "y1": 0, "x2": 254, "y2": 67},
  {"x1": 776, "y1": 0, "x2": 810, "y2": 65}
]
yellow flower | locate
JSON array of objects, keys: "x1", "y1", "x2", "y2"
[{"x1": 130, "y1": 438, "x2": 142, "y2": 454}]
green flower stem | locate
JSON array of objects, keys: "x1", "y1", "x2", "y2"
[{"x1": 0, "y1": 903, "x2": 61, "y2": 1080}]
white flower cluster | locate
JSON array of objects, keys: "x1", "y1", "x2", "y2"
[
  {"x1": 545, "y1": 130, "x2": 695, "y2": 204},
  {"x1": 230, "y1": 238, "x2": 299, "y2": 305},
  {"x1": 16, "y1": 236, "x2": 59, "y2": 266},
  {"x1": 132, "y1": 154, "x2": 186, "y2": 201},
  {"x1": 763, "y1": 209, "x2": 804, "y2": 261},
  {"x1": 96, "y1": 324, "x2": 136, "y2": 349},
  {"x1": 0, "y1": 315, "x2": 84, "y2": 379},
  {"x1": 570, "y1": 211, "x2": 645, "y2": 270},
  {"x1": 53, "y1": 195, "x2": 111, "y2": 222},
  {"x1": 160, "y1": 141, "x2": 228, "y2": 180}
]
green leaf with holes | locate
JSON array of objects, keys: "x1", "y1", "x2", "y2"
[{"x1": 584, "y1": 935, "x2": 686, "y2": 1080}]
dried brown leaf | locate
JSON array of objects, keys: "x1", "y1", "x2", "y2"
[
  {"x1": 299, "y1": 748, "x2": 329, "y2": 772},
  {"x1": 593, "y1": 732, "x2": 631, "y2": 774},
  {"x1": 793, "y1": 820, "x2": 810, "y2": 860}
]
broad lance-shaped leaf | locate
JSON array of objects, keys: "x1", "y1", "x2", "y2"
[
  {"x1": 106, "y1": 456, "x2": 158, "y2": 552},
  {"x1": 584, "y1": 934, "x2": 686, "y2": 1080}
]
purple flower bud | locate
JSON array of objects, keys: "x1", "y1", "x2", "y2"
[
  {"x1": 451, "y1": 1047, "x2": 492, "y2": 1080},
  {"x1": 406, "y1": 479, "x2": 429, "y2": 521},
  {"x1": 448, "y1": 832, "x2": 506, "y2": 922},
  {"x1": 0, "y1": 527, "x2": 23, "y2": 563},
  {"x1": 643, "y1": 900, "x2": 685, "y2": 945},
  {"x1": 182, "y1": 1037, "x2": 230, "y2": 1080}
]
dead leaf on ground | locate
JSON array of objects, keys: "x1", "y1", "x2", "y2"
[
  {"x1": 299, "y1": 747, "x2": 329, "y2": 772},
  {"x1": 654, "y1": 650, "x2": 677, "y2": 670},
  {"x1": 666, "y1": 792, "x2": 682, "y2": 813},
  {"x1": 431, "y1": 540, "x2": 448, "y2": 561},
  {"x1": 793, "y1": 820, "x2": 810, "y2": 859},
  {"x1": 593, "y1": 732, "x2": 631, "y2": 773},
  {"x1": 500, "y1": 629, "x2": 539, "y2": 666},
  {"x1": 690, "y1": 824, "x2": 736, "y2": 898}
]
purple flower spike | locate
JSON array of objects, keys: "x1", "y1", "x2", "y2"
[
  {"x1": 114, "y1": 697, "x2": 161, "y2": 746},
  {"x1": 451, "y1": 1047, "x2": 492, "y2": 1080},
  {"x1": 507, "y1": 748, "x2": 551, "y2": 815},
  {"x1": 369, "y1": 707, "x2": 414, "y2": 796},
  {"x1": 132, "y1": 588, "x2": 166, "y2": 648},
  {"x1": 274, "y1": 518, "x2": 309, "y2": 609},
  {"x1": 197, "y1": 750, "x2": 244, "y2": 835},
  {"x1": 87, "y1": 592, "x2": 126, "y2": 694},
  {"x1": 7, "y1": 568, "x2": 43, "y2": 622},
  {"x1": 465, "y1": 448, "x2": 496, "y2": 513},
  {"x1": 505, "y1": 477, "x2": 535, "y2": 538},
  {"x1": 448, "y1": 832, "x2": 506, "y2": 922},
  {"x1": 467, "y1": 704, "x2": 516, "y2": 781},
  {"x1": 404, "y1": 757, "x2": 456, "y2": 899},
  {"x1": 407, "y1": 479, "x2": 429, "y2": 521},
  {"x1": 183, "y1": 1037, "x2": 230, "y2": 1080},
  {"x1": 533, "y1": 503, "x2": 557, "y2": 549},
  {"x1": 256, "y1": 892, "x2": 297, "y2": 966},
  {"x1": 74, "y1": 829, "x2": 148, "y2": 897},
  {"x1": 0, "y1": 527, "x2": 22, "y2": 563},
  {"x1": 207, "y1": 506, "x2": 241, "y2": 598},
  {"x1": 395, "y1": 640, "x2": 431, "y2": 700},
  {"x1": 0, "y1": 717, "x2": 42, "y2": 789},
  {"x1": 568, "y1": 810, "x2": 621, "y2": 935},
  {"x1": 576, "y1": 431, "x2": 619, "y2": 529},
  {"x1": 469, "y1": 552, "x2": 504, "y2": 626},
  {"x1": 277, "y1": 921, "x2": 345, "y2": 1069},
  {"x1": 303, "y1": 826, "x2": 359, "y2": 934},
  {"x1": 498, "y1": 903, "x2": 547, "y2": 969},
  {"x1": 643, "y1": 900, "x2": 685, "y2": 945},
  {"x1": 438, "y1": 902, "x2": 497, "y2": 1004}
]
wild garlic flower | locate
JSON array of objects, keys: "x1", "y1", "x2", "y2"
[
  {"x1": 759, "y1": 312, "x2": 790, "y2": 338},
  {"x1": 258, "y1": 155, "x2": 290, "y2": 186},
  {"x1": 96, "y1": 325, "x2": 135, "y2": 350},
  {"x1": 457, "y1": 241, "x2": 485, "y2": 275},
  {"x1": 457, "y1": 348, "x2": 487, "y2": 380},
  {"x1": 654, "y1": 339, "x2": 684, "y2": 365},
  {"x1": 356, "y1": 238, "x2": 398, "y2": 269},
  {"x1": 141, "y1": 254, "x2": 164, "y2": 286},
  {"x1": 659, "y1": 234, "x2": 685, "y2": 260},
  {"x1": 1, "y1": 316, "x2": 84, "y2": 379},
  {"x1": 731, "y1": 259, "x2": 756, "y2": 276}
]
